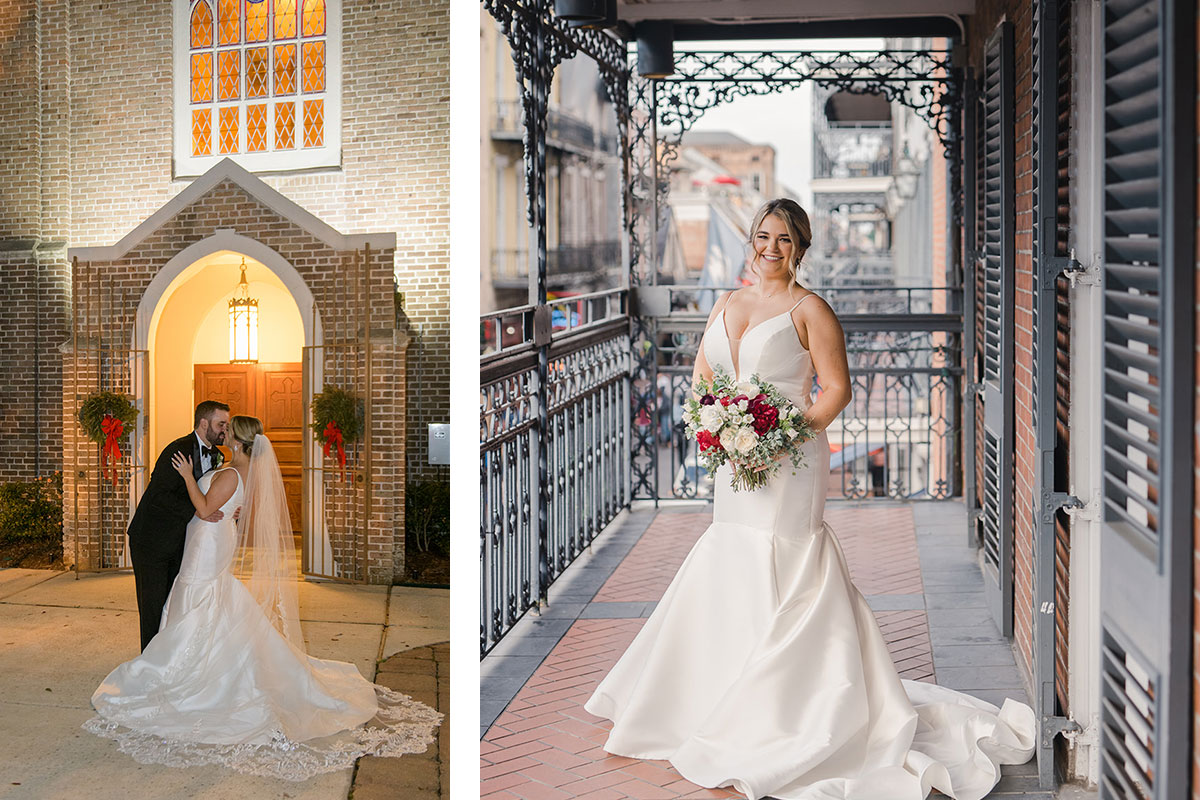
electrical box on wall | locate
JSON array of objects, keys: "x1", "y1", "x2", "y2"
[{"x1": 428, "y1": 423, "x2": 449, "y2": 465}]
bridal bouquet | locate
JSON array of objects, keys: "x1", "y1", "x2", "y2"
[{"x1": 683, "y1": 366, "x2": 815, "y2": 492}]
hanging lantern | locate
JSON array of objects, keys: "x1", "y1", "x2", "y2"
[{"x1": 228, "y1": 257, "x2": 259, "y2": 364}]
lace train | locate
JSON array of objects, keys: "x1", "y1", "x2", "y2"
[{"x1": 81, "y1": 685, "x2": 443, "y2": 782}]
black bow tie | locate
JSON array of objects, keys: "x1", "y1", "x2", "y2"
[{"x1": 201, "y1": 445, "x2": 216, "y2": 459}]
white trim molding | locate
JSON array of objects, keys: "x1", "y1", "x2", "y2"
[{"x1": 68, "y1": 158, "x2": 394, "y2": 263}]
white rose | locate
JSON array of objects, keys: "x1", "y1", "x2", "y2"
[
  {"x1": 719, "y1": 427, "x2": 738, "y2": 452},
  {"x1": 699, "y1": 405, "x2": 724, "y2": 432},
  {"x1": 734, "y1": 427, "x2": 758, "y2": 456},
  {"x1": 735, "y1": 381, "x2": 760, "y2": 399}
]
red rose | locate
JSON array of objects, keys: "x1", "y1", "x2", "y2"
[
  {"x1": 720, "y1": 396, "x2": 733, "y2": 407},
  {"x1": 697, "y1": 430, "x2": 723, "y2": 452},
  {"x1": 750, "y1": 403, "x2": 779, "y2": 435}
]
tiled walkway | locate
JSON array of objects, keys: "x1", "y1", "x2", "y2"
[{"x1": 481, "y1": 501, "x2": 1055, "y2": 800}]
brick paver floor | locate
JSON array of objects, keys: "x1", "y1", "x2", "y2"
[
  {"x1": 353, "y1": 642, "x2": 449, "y2": 799},
  {"x1": 482, "y1": 506, "x2": 944, "y2": 799}
]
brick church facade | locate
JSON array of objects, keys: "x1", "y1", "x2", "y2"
[{"x1": 0, "y1": 0, "x2": 449, "y2": 583}]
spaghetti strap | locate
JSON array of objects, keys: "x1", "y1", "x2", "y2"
[{"x1": 787, "y1": 293, "x2": 817, "y2": 313}]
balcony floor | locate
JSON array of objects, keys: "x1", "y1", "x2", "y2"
[{"x1": 481, "y1": 500, "x2": 1064, "y2": 800}]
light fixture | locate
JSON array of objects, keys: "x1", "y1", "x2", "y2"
[
  {"x1": 567, "y1": 0, "x2": 617, "y2": 28},
  {"x1": 555, "y1": 0, "x2": 605, "y2": 21},
  {"x1": 228, "y1": 257, "x2": 259, "y2": 364},
  {"x1": 637, "y1": 21, "x2": 675, "y2": 78},
  {"x1": 893, "y1": 145, "x2": 921, "y2": 201}
]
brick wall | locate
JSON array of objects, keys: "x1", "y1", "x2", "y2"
[
  {"x1": 0, "y1": 0, "x2": 448, "y2": 490},
  {"x1": 1009, "y1": 0, "x2": 1037, "y2": 683}
]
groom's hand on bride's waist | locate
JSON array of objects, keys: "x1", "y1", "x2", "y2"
[{"x1": 201, "y1": 509, "x2": 224, "y2": 523}]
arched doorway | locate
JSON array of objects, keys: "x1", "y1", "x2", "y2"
[{"x1": 146, "y1": 249, "x2": 305, "y2": 529}]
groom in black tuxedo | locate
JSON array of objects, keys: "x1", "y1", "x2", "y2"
[{"x1": 127, "y1": 400, "x2": 231, "y2": 651}]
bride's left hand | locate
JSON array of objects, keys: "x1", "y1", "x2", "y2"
[{"x1": 171, "y1": 452, "x2": 193, "y2": 477}]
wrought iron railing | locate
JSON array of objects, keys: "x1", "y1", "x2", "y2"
[
  {"x1": 650, "y1": 285, "x2": 963, "y2": 501},
  {"x1": 480, "y1": 288, "x2": 631, "y2": 656}
]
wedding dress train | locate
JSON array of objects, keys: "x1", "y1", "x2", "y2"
[
  {"x1": 584, "y1": 299, "x2": 1035, "y2": 800},
  {"x1": 84, "y1": 467, "x2": 441, "y2": 781}
]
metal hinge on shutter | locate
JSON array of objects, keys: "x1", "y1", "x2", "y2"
[
  {"x1": 1040, "y1": 244, "x2": 1086, "y2": 285},
  {"x1": 1039, "y1": 488, "x2": 1082, "y2": 526}
]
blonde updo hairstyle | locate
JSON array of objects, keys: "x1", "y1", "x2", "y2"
[
  {"x1": 747, "y1": 198, "x2": 813, "y2": 286},
  {"x1": 229, "y1": 415, "x2": 264, "y2": 456}
]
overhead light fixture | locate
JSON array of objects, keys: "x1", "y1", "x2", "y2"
[
  {"x1": 567, "y1": 0, "x2": 617, "y2": 28},
  {"x1": 228, "y1": 257, "x2": 259, "y2": 364},
  {"x1": 637, "y1": 21, "x2": 674, "y2": 79},
  {"x1": 555, "y1": 0, "x2": 605, "y2": 22}
]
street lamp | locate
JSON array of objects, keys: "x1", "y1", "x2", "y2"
[
  {"x1": 555, "y1": 0, "x2": 605, "y2": 22},
  {"x1": 228, "y1": 257, "x2": 259, "y2": 364},
  {"x1": 893, "y1": 146, "x2": 921, "y2": 201}
]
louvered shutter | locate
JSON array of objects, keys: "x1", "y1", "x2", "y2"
[
  {"x1": 977, "y1": 21, "x2": 1015, "y2": 638},
  {"x1": 1097, "y1": 0, "x2": 1195, "y2": 798},
  {"x1": 1032, "y1": 0, "x2": 1075, "y2": 785}
]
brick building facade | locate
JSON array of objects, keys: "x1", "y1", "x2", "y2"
[{"x1": 0, "y1": 0, "x2": 449, "y2": 582}]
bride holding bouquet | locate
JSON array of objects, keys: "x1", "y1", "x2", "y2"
[{"x1": 584, "y1": 198, "x2": 1035, "y2": 800}]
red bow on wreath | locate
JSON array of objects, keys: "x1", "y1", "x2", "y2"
[
  {"x1": 100, "y1": 413, "x2": 123, "y2": 488},
  {"x1": 323, "y1": 421, "x2": 346, "y2": 481}
]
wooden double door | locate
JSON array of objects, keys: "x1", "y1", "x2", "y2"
[{"x1": 195, "y1": 363, "x2": 304, "y2": 533}]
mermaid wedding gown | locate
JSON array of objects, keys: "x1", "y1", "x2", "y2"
[
  {"x1": 84, "y1": 467, "x2": 441, "y2": 781},
  {"x1": 584, "y1": 298, "x2": 1036, "y2": 800}
]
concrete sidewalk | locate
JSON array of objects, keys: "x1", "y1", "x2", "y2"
[{"x1": 0, "y1": 568, "x2": 447, "y2": 800}]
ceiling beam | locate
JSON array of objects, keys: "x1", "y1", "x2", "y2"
[
  {"x1": 667, "y1": 17, "x2": 964, "y2": 41},
  {"x1": 618, "y1": 0, "x2": 975, "y2": 23}
]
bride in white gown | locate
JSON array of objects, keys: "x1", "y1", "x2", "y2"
[
  {"x1": 584, "y1": 199, "x2": 1035, "y2": 800},
  {"x1": 83, "y1": 415, "x2": 441, "y2": 781}
]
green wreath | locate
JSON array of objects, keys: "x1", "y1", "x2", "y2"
[
  {"x1": 77, "y1": 391, "x2": 138, "y2": 444},
  {"x1": 311, "y1": 385, "x2": 363, "y2": 445}
]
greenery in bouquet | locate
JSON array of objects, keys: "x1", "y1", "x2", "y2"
[{"x1": 683, "y1": 366, "x2": 815, "y2": 492}]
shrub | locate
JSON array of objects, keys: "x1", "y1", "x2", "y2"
[
  {"x1": 0, "y1": 472, "x2": 63, "y2": 543},
  {"x1": 406, "y1": 480, "x2": 449, "y2": 556}
]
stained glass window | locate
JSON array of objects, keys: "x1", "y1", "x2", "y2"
[
  {"x1": 301, "y1": 41, "x2": 324, "y2": 93},
  {"x1": 275, "y1": 0, "x2": 297, "y2": 38},
  {"x1": 186, "y1": 0, "x2": 331, "y2": 167},
  {"x1": 193, "y1": 109, "x2": 212, "y2": 156},
  {"x1": 247, "y1": 104, "x2": 268, "y2": 151},
  {"x1": 301, "y1": 0, "x2": 325, "y2": 37},
  {"x1": 276, "y1": 101, "x2": 296, "y2": 149},
  {"x1": 274, "y1": 44, "x2": 296, "y2": 94},
  {"x1": 303, "y1": 99, "x2": 323, "y2": 147}
]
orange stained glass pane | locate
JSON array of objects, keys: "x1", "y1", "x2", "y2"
[
  {"x1": 218, "y1": 0, "x2": 239, "y2": 45},
  {"x1": 192, "y1": 109, "x2": 212, "y2": 156},
  {"x1": 190, "y1": 53, "x2": 213, "y2": 103},
  {"x1": 302, "y1": 99, "x2": 323, "y2": 147},
  {"x1": 190, "y1": 0, "x2": 213, "y2": 48},
  {"x1": 246, "y1": 0, "x2": 269, "y2": 42},
  {"x1": 246, "y1": 104, "x2": 267, "y2": 151},
  {"x1": 275, "y1": 101, "x2": 296, "y2": 149},
  {"x1": 274, "y1": 44, "x2": 296, "y2": 94},
  {"x1": 275, "y1": 0, "x2": 296, "y2": 38},
  {"x1": 218, "y1": 50, "x2": 240, "y2": 100},
  {"x1": 301, "y1": 0, "x2": 325, "y2": 37},
  {"x1": 219, "y1": 106, "x2": 239, "y2": 153},
  {"x1": 246, "y1": 47, "x2": 268, "y2": 98},
  {"x1": 301, "y1": 41, "x2": 325, "y2": 93}
]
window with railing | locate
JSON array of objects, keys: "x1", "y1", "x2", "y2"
[{"x1": 174, "y1": 0, "x2": 341, "y2": 176}]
